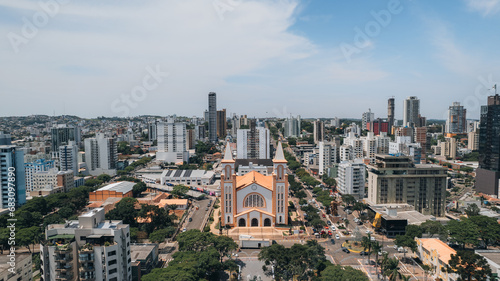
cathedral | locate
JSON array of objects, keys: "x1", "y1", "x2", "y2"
[{"x1": 220, "y1": 142, "x2": 289, "y2": 228}]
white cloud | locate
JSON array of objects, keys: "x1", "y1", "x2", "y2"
[
  {"x1": 464, "y1": 0, "x2": 500, "y2": 16},
  {"x1": 0, "y1": 0, "x2": 316, "y2": 117}
]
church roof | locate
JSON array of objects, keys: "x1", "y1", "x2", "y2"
[
  {"x1": 273, "y1": 141, "x2": 287, "y2": 163},
  {"x1": 221, "y1": 142, "x2": 235, "y2": 163},
  {"x1": 236, "y1": 171, "x2": 273, "y2": 191}
]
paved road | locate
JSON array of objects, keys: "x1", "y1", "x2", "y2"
[{"x1": 185, "y1": 198, "x2": 213, "y2": 231}]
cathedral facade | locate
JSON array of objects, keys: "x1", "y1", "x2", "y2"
[{"x1": 220, "y1": 142, "x2": 289, "y2": 228}]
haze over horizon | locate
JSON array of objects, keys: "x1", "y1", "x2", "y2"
[{"x1": 1, "y1": 0, "x2": 500, "y2": 120}]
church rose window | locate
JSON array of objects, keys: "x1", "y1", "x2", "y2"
[{"x1": 244, "y1": 193, "x2": 265, "y2": 208}]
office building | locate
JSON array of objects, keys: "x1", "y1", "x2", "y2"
[
  {"x1": 237, "y1": 121, "x2": 270, "y2": 159},
  {"x1": 284, "y1": 115, "x2": 301, "y2": 138},
  {"x1": 59, "y1": 141, "x2": 78, "y2": 176},
  {"x1": 84, "y1": 133, "x2": 118, "y2": 176},
  {"x1": 313, "y1": 119, "x2": 324, "y2": 144},
  {"x1": 403, "y1": 96, "x2": 420, "y2": 127},
  {"x1": 208, "y1": 92, "x2": 217, "y2": 142},
  {"x1": 40, "y1": 208, "x2": 132, "y2": 281},
  {"x1": 31, "y1": 168, "x2": 74, "y2": 193},
  {"x1": 367, "y1": 155, "x2": 447, "y2": 217},
  {"x1": 156, "y1": 118, "x2": 189, "y2": 164},
  {"x1": 130, "y1": 244, "x2": 159, "y2": 280},
  {"x1": 362, "y1": 108, "x2": 374, "y2": 130},
  {"x1": 217, "y1": 109, "x2": 227, "y2": 138},
  {"x1": 446, "y1": 102, "x2": 467, "y2": 134},
  {"x1": 468, "y1": 130, "x2": 479, "y2": 151},
  {"x1": 367, "y1": 118, "x2": 389, "y2": 135},
  {"x1": 0, "y1": 145, "x2": 26, "y2": 208},
  {"x1": 0, "y1": 131, "x2": 11, "y2": 145},
  {"x1": 388, "y1": 97, "x2": 395, "y2": 133},
  {"x1": 476, "y1": 94, "x2": 500, "y2": 195},
  {"x1": 414, "y1": 127, "x2": 428, "y2": 156},
  {"x1": 25, "y1": 159, "x2": 56, "y2": 194},
  {"x1": 51, "y1": 125, "x2": 80, "y2": 157},
  {"x1": 338, "y1": 159, "x2": 366, "y2": 199}
]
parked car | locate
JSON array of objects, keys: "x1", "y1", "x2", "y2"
[
  {"x1": 327, "y1": 221, "x2": 332, "y2": 226},
  {"x1": 360, "y1": 251, "x2": 369, "y2": 256},
  {"x1": 378, "y1": 251, "x2": 388, "y2": 256},
  {"x1": 322, "y1": 213, "x2": 326, "y2": 218},
  {"x1": 342, "y1": 247, "x2": 350, "y2": 253},
  {"x1": 188, "y1": 218, "x2": 192, "y2": 222},
  {"x1": 371, "y1": 236, "x2": 376, "y2": 241},
  {"x1": 182, "y1": 228, "x2": 187, "y2": 232},
  {"x1": 366, "y1": 230, "x2": 372, "y2": 234},
  {"x1": 335, "y1": 234, "x2": 340, "y2": 240},
  {"x1": 398, "y1": 247, "x2": 407, "y2": 253},
  {"x1": 330, "y1": 239, "x2": 336, "y2": 244},
  {"x1": 330, "y1": 226, "x2": 336, "y2": 231}
]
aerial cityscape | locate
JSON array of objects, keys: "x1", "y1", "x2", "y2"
[{"x1": 2, "y1": 1, "x2": 500, "y2": 281}]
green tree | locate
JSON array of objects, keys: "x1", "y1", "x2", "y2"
[
  {"x1": 420, "y1": 220, "x2": 446, "y2": 238},
  {"x1": 320, "y1": 264, "x2": 369, "y2": 281},
  {"x1": 342, "y1": 194, "x2": 356, "y2": 207},
  {"x1": 465, "y1": 203, "x2": 480, "y2": 217},
  {"x1": 446, "y1": 250, "x2": 492, "y2": 281},
  {"x1": 149, "y1": 227, "x2": 176, "y2": 243},
  {"x1": 295, "y1": 190, "x2": 307, "y2": 200},
  {"x1": 58, "y1": 206, "x2": 74, "y2": 219},
  {"x1": 211, "y1": 235, "x2": 238, "y2": 262},
  {"x1": 138, "y1": 204, "x2": 173, "y2": 234},
  {"x1": 394, "y1": 234, "x2": 417, "y2": 259},
  {"x1": 97, "y1": 174, "x2": 111, "y2": 182},
  {"x1": 172, "y1": 185, "x2": 190, "y2": 198},
  {"x1": 132, "y1": 182, "x2": 148, "y2": 197},
  {"x1": 468, "y1": 215, "x2": 500, "y2": 249},
  {"x1": 371, "y1": 241, "x2": 382, "y2": 278},
  {"x1": 17, "y1": 226, "x2": 41, "y2": 253},
  {"x1": 382, "y1": 257, "x2": 401, "y2": 281},
  {"x1": 106, "y1": 197, "x2": 139, "y2": 227},
  {"x1": 405, "y1": 224, "x2": 423, "y2": 239},
  {"x1": 447, "y1": 219, "x2": 479, "y2": 249}
]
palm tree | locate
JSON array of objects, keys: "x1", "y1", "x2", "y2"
[
  {"x1": 372, "y1": 241, "x2": 382, "y2": 278},
  {"x1": 383, "y1": 257, "x2": 401, "y2": 281},
  {"x1": 400, "y1": 275, "x2": 411, "y2": 281},
  {"x1": 379, "y1": 253, "x2": 390, "y2": 280},
  {"x1": 361, "y1": 234, "x2": 373, "y2": 264},
  {"x1": 421, "y1": 264, "x2": 433, "y2": 281}
]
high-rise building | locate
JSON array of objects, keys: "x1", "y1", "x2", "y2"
[
  {"x1": 476, "y1": 94, "x2": 500, "y2": 195},
  {"x1": 362, "y1": 109, "x2": 375, "y2": 130},
  {"x1": 0, "y1": 131, "x2": 11, "y2": 145},
  {"x1": 313, "y1": 119, "x2": 324, "y2": 144},
  {"x1": 284, "y1": 115, "x2": 301, "y2": 138},
  {"x1": 84, "y1": 133, "x2": 118, "y2": 176},
  {"x1": 318, "y1": 142, "x2": 338, "y2": 176},
  {"x1": 468, "y1": 130, "x2": 479, "y2": 151},
  {"x1": 59, "y1": 141, "x2": 78, "y2": 176},
  {"x1": 31, "y1": 168, "x2": 74, "y2": 195},
  {"x1": 51, "y1": 125, "x2": 80, "y2": 157},
  {"x1": 237, "y1": 121, "x2": 270, "y2": 159},
  {"x1": 0, "y1": 145, "x2": 26, "y2": 208},
  {"x1": 367, "y1": 118, "x2": 389, "y2": 135},
  {"x1": 367, "y1": 155, "x2": 447, "y2": 217},
  {"x1": 440, "y1": 138, "x2": 457, "y2": 160},
  {"x1": 25, "y1": 159, "x2": 56, "y2": 194},
  {"x1": 338, "y1": 159, "x2": 366, "y2": 199},
  {"x1": 187, "y1": 129, "x2": 196, "y2": 150},
  {"x1": 148, "y1": 120, "x2": 158, "y2": 141},
  {"x1": 156, "y1": 118, "x2": 189, "y2": 164},
  {"x1": 403, "y1": 96, "x2": 420, "y2": 127},
  {"x1": 217, "y1": 109, "x2": 227, "y2": 139},
  {"x1": 446, "y1": 102, "x2": 467, "y2": 134},
  {"x1": 414, "y1": 127, "x2": 428, "y2": 156},
  {"x1": 330, "y1": 117, "x2": 340, "y2": 128},
  {"x1": 41, "y1": 208, "x2": 132, "y2": 281},
  {"x1": 208, "y1": 92, "x2": 217, "y2": 142},
  {"x1": 388, "y1": 97, "x2": 395, "y2": 133}
]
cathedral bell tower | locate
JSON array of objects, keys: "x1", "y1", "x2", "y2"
[
  {"x1": 273, "y1": 141, "x2": 288, "y2": 225},
  {"x1": 221, "y1": 143, "x2": 235, "y2": 226}
]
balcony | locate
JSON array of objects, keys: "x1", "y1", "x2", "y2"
[
  {"x1": 55, "y1": 272, "x2": 74, "y2": 280},
  {"x1": 55, "y1": 254, "x2": 73, "y2": 262}
]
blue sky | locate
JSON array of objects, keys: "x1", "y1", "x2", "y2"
[{"x1": 1, "y1": 0, "x2": 500, "y2": 120}]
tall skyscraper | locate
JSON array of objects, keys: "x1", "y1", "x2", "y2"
[
  {"x1": 0, "y1": 131, "x2": 11, "y2": 145},
  {"x1": 84, "y1": 133, "x2": 118, "y2": 176},
  {"x1": 237, "y1": 121, "x2": 270, "y2": 159},
  {"x1": 446, "y1": 102, "x2": 467, "y2": 134},
  {"x1": 51, "y1": 124, "x2": 80, "y2": 156},
  {"x1": 313, "y1": 119, "x2": 324, "y2": 144},
  {"x1": 59, "y1": 141, "x2": 78, "y2": 176},
  {"x1": 156, "y1": 118, "x2": 189, "y2": 164},
  {"x1": 403, "y1": 96, "x2": 420, "y2": 127},
  {"x1": 284, "y1": 115, "x2": 301, "y2": 138},
  {"x1": 338, "y1": 159, "x2": 366, "y2": 199},
  {"x1": 208, "y1": 92, "x2": 217, "y2": 143},
  {"x1": 388, "y1": 97, "x2": 395, "y2": 133},
  {"x1": 0, "y1": 145, "x2": 26, "y2": 208},
  {"x1": 476, "y1": 94, "x2": 500, "y2": 195},
  {"x1": 362, "y1": 108, "x2": 374, "y2": 130},
  {"x1": 217, "y1": 109, "x2": 227, "y2": 139}
]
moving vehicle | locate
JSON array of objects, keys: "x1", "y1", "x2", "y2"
[
  {"x1": 327, "y1": 221, "x2": 332, "y2": 226},
  {"x1": 330, "y1": 239, "x2": 336, "y2": 244},
  {"x1": 335, "y1": 234, "x2": 340, "y2": 240},
  {"x1": 360, "y1": 251, "x2": 369, "y2": 256},
  {"x1": 188, "y1": 217, "x2": 192, "y2": 222},
  {"x1": 342, "y1": 247, "x2": 350, "y2": 253}
]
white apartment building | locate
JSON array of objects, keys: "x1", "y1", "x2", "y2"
[
  {"x1": 284, "y1": 115, "x2": 301, "y2": 138},
  {"x1": 59, "y1": 141, "x2": 78, "y2": 176},
  {"x1": 362, "y1": 109, "x2": 374, "y2": 130},
  {"x1": 237, "y1": 127, "x2": 270, "y2": 159},
  {"x1": 468, "y1": 130, "x2": 479, "y2": 151},
  {"x1": 84, "y1": 133, "x2": 118, "y2": 176},
  {"x1": 338, "y1": 159, "x2": 366, "y2": 199},
  {"x1": 31, "y1": 169, "x2": 74, "y2": 195},
  {"x1": 156, "y1": 118, "x2": 189, "y2": 164},
  {"x1": 389, "y1": 136, "x2": 422, "y2": 164},
  {"x1": 362, "y1": 132, "x2": 377, "y2": 163},
  {"x1": 40, "y1": 208, "x2": 132, "y2": 281},
  {"x1": 339, "y1": 144, "x2": 353, "y2": 162},
  {"x1": 318, "y1": 142, "x2": 337, "y2": 176}
]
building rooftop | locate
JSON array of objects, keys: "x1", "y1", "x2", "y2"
[
  {"x1": 96, "y1": 181, "x2": 135, "y2": 194},
  {"x1": 131, "y1": 244, "x2": 158, "y2": 261},
  {"x1": 418, "y1": 238, "x2": 456, "y2": 264},
  {"x1": 369, "y1": 204, "x2": 437, "y2": 224},
  {"x1": 160, "y1": 169, "x2": 215, "y2": 179},
  {"x1": 236, "y1": 171, "x2": 273, "y2": 191},
  {"x1": 476, "y1": 250, "x2": 500, "y2": 266}
]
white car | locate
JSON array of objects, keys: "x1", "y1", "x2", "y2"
[
  {"x1": 335, "y1": 234, "x2": 340, "y2": 240},
  {"x1": 366, "y1": 230, "x2": 372, "y2": 234},
  {"x1": 331, "y1": 226, "x2": 336, "y2": 231}
]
